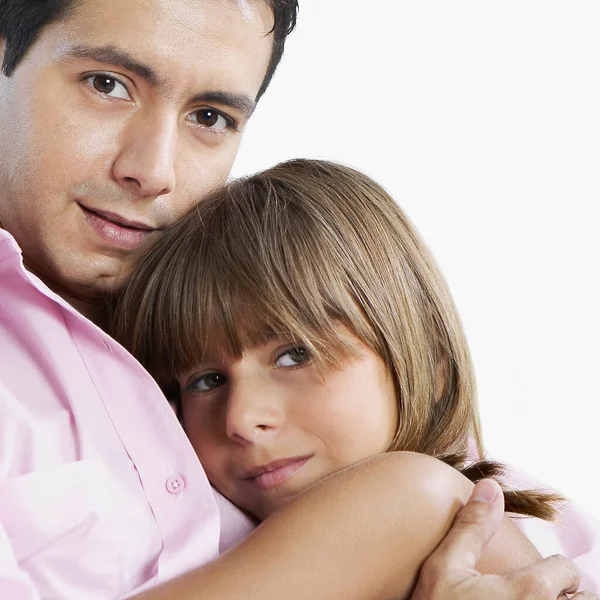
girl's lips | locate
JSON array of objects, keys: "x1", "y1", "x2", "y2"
[{"x1": 247, "y1": 456, "x2": 312, "y2": 490}]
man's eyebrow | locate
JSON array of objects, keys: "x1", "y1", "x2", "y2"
[
  {"x1": 65, "y1": 45, "x2": 256, "y2": 118},
  {"x1": 65, "y1": 44, "x2": 162, "y2": 87},
  {"x1": 190, "y1": 91, "x2": 256, "y2": 119}
]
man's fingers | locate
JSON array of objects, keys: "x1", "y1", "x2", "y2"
[
  {"x1": 509, "y1": 554, "x2": 582, "y2": 598},
  {"x1": 420, "y1": 479, "x2": 505, "y2": 580}
]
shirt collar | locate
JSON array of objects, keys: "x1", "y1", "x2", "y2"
[{"x1": 0, "y1": 227, "x2": 105, "y2": 332}]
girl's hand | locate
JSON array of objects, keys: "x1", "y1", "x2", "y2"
[{"x1": 411, "y1": 479, "x2": 596, "y2": 600}]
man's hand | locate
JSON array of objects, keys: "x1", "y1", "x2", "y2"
[{"x1": 411, "y1": 478, "x2": 598, "y2": 600}]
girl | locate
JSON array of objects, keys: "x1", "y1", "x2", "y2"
[{"x1": 113, "y1": 159, "x2": 599, "y2": 590}]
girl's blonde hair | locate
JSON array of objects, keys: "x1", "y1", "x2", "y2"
[{"x1": 113, "y1": 159, "x2": 562, "y2": 520}]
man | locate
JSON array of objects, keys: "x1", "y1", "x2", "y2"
[{"x1": 0, "y1": 1, "x2": 592, "y2": 598}]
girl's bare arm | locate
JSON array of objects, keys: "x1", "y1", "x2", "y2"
[{"x1": 134, "y1": 452, "x2": 541, "y2": 600}]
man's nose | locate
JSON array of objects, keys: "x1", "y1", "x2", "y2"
[
  {"x1": 112, "y1": 112, "x2": 177, "y2": 198},
  {"x1": 225, "y1": 381, "x2": 284, "y2": 444}
]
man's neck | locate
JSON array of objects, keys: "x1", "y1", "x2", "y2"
[
  {"x1": 23, "y1": 258, "x2": 110, "y2": 330},
  {"x1": 2, "y1": 223, "x2": 112, "y2": 330},
  {"x1": 62, "y1": 291, "x2": 108, "y2": 330}
]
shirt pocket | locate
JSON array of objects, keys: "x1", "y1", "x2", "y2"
[
  {"x1": 0, "y1": 461, "x2": 106, "y2": 561},
  {"x1": 0, "y1": 460, "x2": 157, "y2": 598}
]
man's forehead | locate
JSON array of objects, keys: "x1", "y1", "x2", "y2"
[
  {"x1": 75, "y1": 0, "x2": 275, "y2": 33},
  {"x1": 75, "y1": 0, "x2": 271, "y2": 19},
  {"x1": 54, "y1": 0, "x2": 274, "y2": 103},
  {"x1": 236, "y1": 0, "x2": 265, "y2": 20},
  {"x1": 68, "y1": 0, "x2": 274, "y2": 48}
]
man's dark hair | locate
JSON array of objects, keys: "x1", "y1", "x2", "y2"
[
  {"x1": 0, "y1": 0, "x2": 298, "y2": 99},
  {"x1": 259, "y1": 0, "x2": 298, "y2": 97}
]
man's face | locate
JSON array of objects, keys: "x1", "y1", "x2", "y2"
[{"x1": 0, "y1": 0, "x2": 273, "y2": 304}]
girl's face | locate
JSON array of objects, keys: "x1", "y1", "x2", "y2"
[{"x1": 179, "y1": 326, "x2": 398, "y2": 520}]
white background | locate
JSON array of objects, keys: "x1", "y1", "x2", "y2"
[{"x1": 233, "y1": 1, "x2": 600, "y2": 519}]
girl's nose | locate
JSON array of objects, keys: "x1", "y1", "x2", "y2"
[{"x1": 225, "y1": 380, "x2": 284, "y2": 444}]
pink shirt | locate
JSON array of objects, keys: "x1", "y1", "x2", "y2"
[
  {"x1": 0, "y1": 229, "x2": 254, "y2": 599},
  {"x1": 509, "y1": 467, "x2": 600, "y2": 593}
]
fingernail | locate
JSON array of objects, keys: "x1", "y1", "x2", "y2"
[{"x1": 471, "y1": 479, "x2": 499, "y2": 503}]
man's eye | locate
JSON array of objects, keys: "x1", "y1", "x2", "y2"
[
  {"x1": 190, "y1": 372, "x2": 227, "y2": 392},
  {"x1": 189, "y1": 108, "x2": 232, "y2": 131},
  {"x1": 275, "y1": 346, "x2": 311, "y2": 368},
  {"x1": 86, "y1": 75, "x2": 130, "y2": 100}
]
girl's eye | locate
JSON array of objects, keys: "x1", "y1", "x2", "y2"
[
  {"x1": 275, "y1": 346, "x2": 311, "y2": 368},
  {"x1": 190, "y1": 372, "x2": 227, "y2": 392},
  {"x1": 86, "y1": 75, "x2": 130, "y2": 100},
  {"x1": 188, "y1": 108, "x2": 233, "y2": 131}
]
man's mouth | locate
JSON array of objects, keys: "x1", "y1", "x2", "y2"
[{"x1": 79, "y1": 203, "x2": 159, "y2": 251}]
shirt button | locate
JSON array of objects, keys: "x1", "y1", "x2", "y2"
[{"x1": 166, "y1": 474, "x2": 186, "y2": 494}]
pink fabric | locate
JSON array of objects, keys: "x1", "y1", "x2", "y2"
[
  {"x1": 467, "y1": 440, "x2": 600, "y2": 590},
  {"x1": 0, "y1": 229, "x2": 254, "y2": 599},
  {"x1": 507, "y1": 466, "x2": 600, "y2": 593}
]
